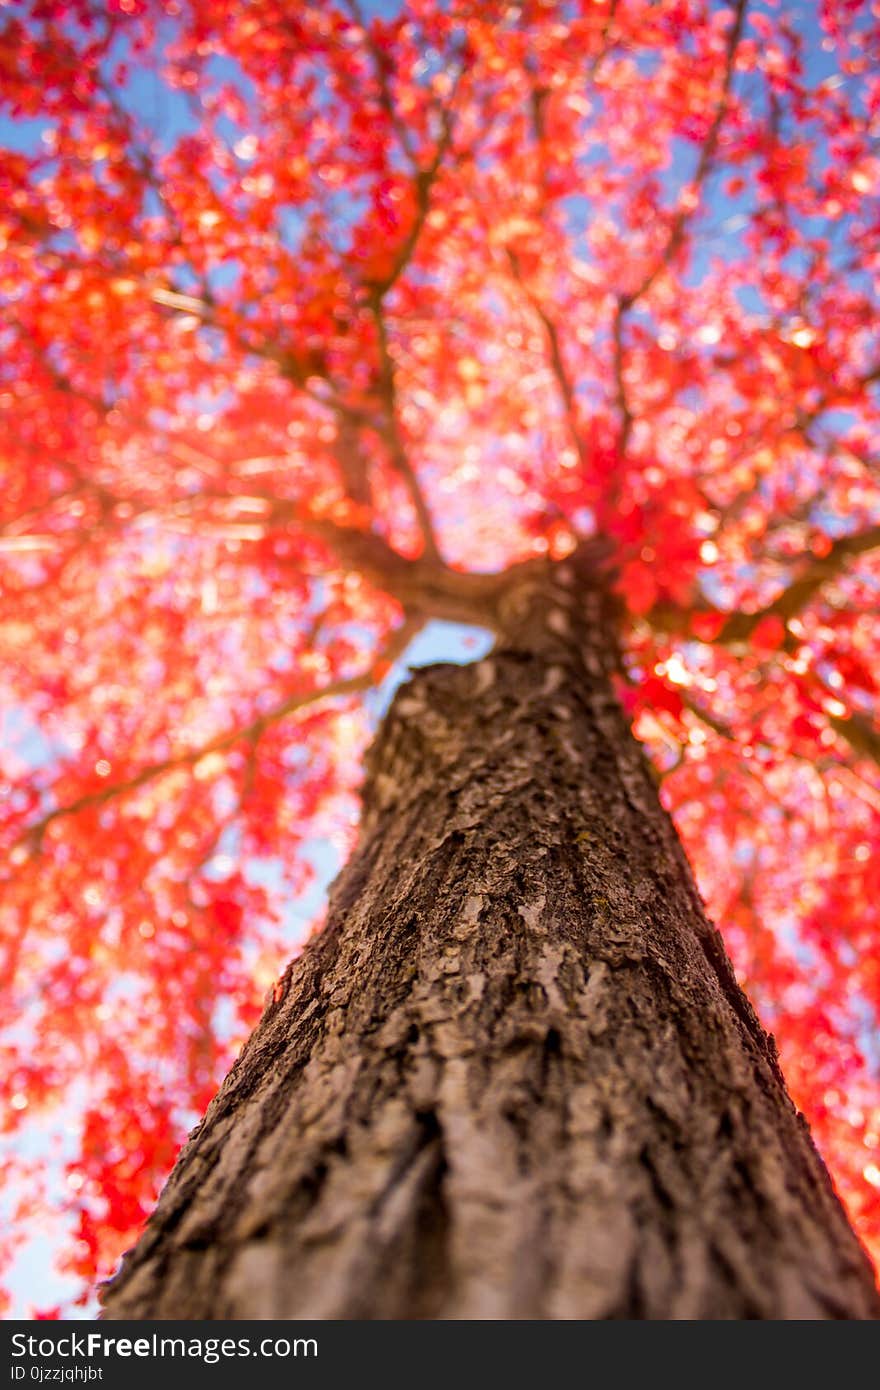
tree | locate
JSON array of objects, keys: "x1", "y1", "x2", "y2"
[{"x1": 1, "y1": 0, "x2": 879, "y2": 1317}]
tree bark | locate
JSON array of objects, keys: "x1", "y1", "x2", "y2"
[{"x1": 101, "y1": 565, "x2": 880, "y2": 1320}]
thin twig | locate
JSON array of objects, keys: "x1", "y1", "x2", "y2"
[
  {"x1": 344, "y1": 0, "x2": 418, "y2": 164},
  {"x1": 611, "y1": 0, "x2": 748, "y2": 453},
  {"x1": 9, "y1": 619, "x2": 422, "y2": 859},
  {"x1": 370, "y1": 299, "x2": 442, "y2": 561},
  {"x1": 364, "y1": 105, "x2": 456, "y2": 301},
  {"x1": 717, "y1": 523, "x2": 880, "y2": 643},
  {"x1": 620, "y1": 0, "x2": 748, "y2": 312},
  {"x1": 506, "y1": 249, "x2": 591, "y2": 473}
]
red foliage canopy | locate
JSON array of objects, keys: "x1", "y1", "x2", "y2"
[{"x1": 1, "y1": 0, "x2": 879, "y2": 1313}]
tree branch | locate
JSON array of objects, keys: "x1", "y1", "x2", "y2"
[
  {"x1": 344, "y1": 0, "x2": 418, "y2": 165},
  {"x1": 363, "y1": 105, "x2": 455, "y2": 301},
  {"x1": 369, "y1": 299, "x2": 442, "y2": 561},
  {"x1": 620, "y1": 0, "x2": 748, "y2": 312},
  {"x1": 612, "y1": 301, "x2": 635, "y2": 456},
  {"x1": 646, "y1": 522, "x2": 880, "y2": 649},
  {"x1": 9, "y1": 619, "x2": 423, "y2": 859},
  {"x1": 680, "y1": 690, "x2": 735, "y2": 740},
  {"x1": 611, "y1": 0, "x2": 747, "y2": 453},
  {"x1": 505, "y1": 249, "x2": 591, "y2": 473},
  {"x1": 717, "y1": 523, "x2": 880, "y2": 644},
  {"x1": 147, "y1": 285, "x2": 344, "y2": 407},
  {"x1": 828, "y1": 712, "x2": 880, "y2": 771},
  {"x1": 587, "y1": 0, "x2": 621, "y2": 81}
]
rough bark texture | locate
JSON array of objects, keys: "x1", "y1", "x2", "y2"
[{"x1": 102, "y1": 568, "x2": 880, "y2": 1320}]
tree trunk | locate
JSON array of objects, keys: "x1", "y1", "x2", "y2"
[{"x1": 101, "y1": 566, "x2": 880, "y2": 1320}]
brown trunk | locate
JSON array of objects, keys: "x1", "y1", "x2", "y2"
[{"x1": 101, "y1": 566, "x2": 880, "y2": 1320}]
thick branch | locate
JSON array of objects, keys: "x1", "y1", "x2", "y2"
[{"x1": 276, "y1": 503, "x2": 583, "y2": 633}]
